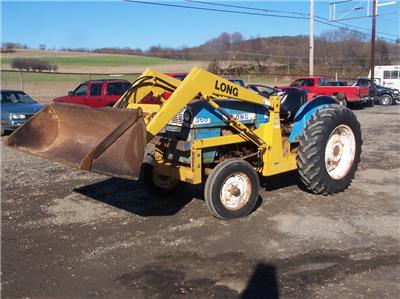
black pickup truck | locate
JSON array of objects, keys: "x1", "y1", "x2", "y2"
[{"x1": 354, "y1": 78, "x2": 400, "y2": 106}]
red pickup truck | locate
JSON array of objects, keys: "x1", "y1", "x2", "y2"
[
  {"x1": 277, "y1": 76, "x2": 371, "y2": 107},
  {"x1": 54, "y1": 79, "x2": 131, "y2": 107}
]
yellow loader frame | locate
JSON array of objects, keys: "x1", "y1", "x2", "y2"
[{"x1": 117, "y1": 67, "x2": 297, "y2": 184}]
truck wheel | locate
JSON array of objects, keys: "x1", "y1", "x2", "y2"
[
  {"x1": 297, "y1": 105, "x2": 362, "y2": 195},
  {"x1": 204, "y1": 159, "x2": 259, "y2": 220},
  {"x1": 140, "y1": 155, "x2": 182, "y2": 196},
  {"x1": 365, "y1": 99, "x2": 375, "y2": 107},
  {"x1": 395, "y1": 98, "x2": 400, "y2": 105},
  {"x1": 335, "y1": 93, "x2": 347, "y2": 107},
  {"x1": 379, "y1": 94, "x2": 392, "y2": 106}
]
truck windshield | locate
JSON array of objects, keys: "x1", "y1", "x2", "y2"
[
  {"x1": 291, "y1": 79, "x2": 314, "y2": 87},
  {"x1": 107, "y1": 82, "x2": 131, "y2": 95}
]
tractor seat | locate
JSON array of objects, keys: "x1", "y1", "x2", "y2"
[{"x1": 280, "y1": 88, "x2": 308, "y2": 122}]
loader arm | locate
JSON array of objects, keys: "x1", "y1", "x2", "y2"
[
  {"x1": 114, "y1": 69, "x2": 182, "y2": 114},
  {"x1": 146, "y1": 67, "x2": 273, "y2": 142}
]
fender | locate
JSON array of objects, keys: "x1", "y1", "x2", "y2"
[{"x1": 289, "y1": 96, "x2": 337, "y2": 143}]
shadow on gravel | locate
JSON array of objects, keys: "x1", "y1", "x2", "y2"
[
  {"x1": 74, "y1": 177, "x2": 201, "y2": 217},
  {"x1": 241, "y1": 263, "x2": 279, "y2": 299},
  {"x1": 260, "y1": 170, "x2": 309, "y2": 193},
  {"x1": 112, "y1": 249, "x2": 400, "y2": 298}
]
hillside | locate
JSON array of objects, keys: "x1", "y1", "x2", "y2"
[{"x1": 143, "y1": 30, "x2": 400, "y2": 79}]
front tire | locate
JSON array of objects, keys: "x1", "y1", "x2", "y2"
[
  {"x1": 139, "y1": 154, "x2": 182, "y2": 196},
  {"x1": 379, "y1": 94, "x2": 392, "y2": 106},
  {"x1": 204, "y1": 159, "x2": 259, "y2": 220},
  {"x1": 297, "y1": 105, "x2": 362, "y2": 195}
]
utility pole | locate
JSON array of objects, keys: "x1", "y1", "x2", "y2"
[
  {"x1": 309, "y1": 0, "x2": 314, "y2": 76},
  {"x1": 370, "y1": 0, "x2": 377, "y2": 86}
]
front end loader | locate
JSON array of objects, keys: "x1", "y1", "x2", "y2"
[{"x1": 6, "y1": 67, "x2": 362, "y2": 219}]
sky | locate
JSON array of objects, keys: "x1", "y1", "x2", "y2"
[{"x1": 1, "y1": 0, "x2": 399, "y2": 50}]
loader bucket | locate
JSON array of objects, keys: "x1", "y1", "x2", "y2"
[{"x1": 5, "y1": 103, "x2": 146, "y2": 179}]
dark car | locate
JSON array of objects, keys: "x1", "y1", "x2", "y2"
[
  {"x1": 1, "y1": 90, "x2": 44, "y2": 136},
  {"x1": 328, "y1": 80, "x2": 348, "y2": 86},
  {"x1": 227, "y1": 78, "x2": 245, "y2": 87},
  {"x1": 354, "y1": 78, "x2": 400, "y2": 106},
  {"x1": 247, "y1": 84, "x2": 278, "y2": 98}
]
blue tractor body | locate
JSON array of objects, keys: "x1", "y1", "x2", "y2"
[
  {"x1": 165, "y1": 96, "x2": 337, "y2": 164},
  {"x1": 166, "y1": 99, "x2": 269, "y2": 164}
]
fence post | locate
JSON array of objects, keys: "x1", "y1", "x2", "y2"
[{"x1": 20, "y1": 71, "x2": 24, "y2": 90}]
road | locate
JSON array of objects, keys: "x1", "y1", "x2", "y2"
[{"x1": 2, "y1": 105, "x2": 399, "y2": 298}]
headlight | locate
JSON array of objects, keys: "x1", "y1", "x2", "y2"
[
  {"x1": 183, "y1": 109, "x2": 193, "y2": 123},
  {"x1": 10, "y1": 114, "x2": 26, "y2": 120}
]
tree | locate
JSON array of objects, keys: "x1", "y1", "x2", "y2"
[
  {"x1": 11, "y1": 58, "x2": 52, "y2": 72},
  {"x1": 231, "y1": 32, "x2": 244, "y2": 44},
  {"x1": 376, "y1": 40, "x2": 391, "y2": 65},
  {"x1": 207, "y1": 59, "x2": 222, "y2": 74},
  {"x1": 1, "y1": 42, "x2": 16, "y2": 53}
]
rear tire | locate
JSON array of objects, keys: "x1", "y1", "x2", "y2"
[
  {"x1": 204, "y1": 159, "x2": 259, "y2": 220},
  {"x1": 139, "y1": 154, "x2": 183, "y2": 196},
  {"x1": 379, "y1": 94, "x2": 392, "y2": 106},
  {"x1": 297, "y1": 105, "x2": 362, "y2": 195}
]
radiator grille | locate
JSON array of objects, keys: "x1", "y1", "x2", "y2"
[{"x1": 168, "y1": 108, "x2": 185, "y2": 126}]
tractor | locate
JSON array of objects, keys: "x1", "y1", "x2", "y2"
[{"x1": 6, "y1": 68, "x2": 362, "y2": 219}]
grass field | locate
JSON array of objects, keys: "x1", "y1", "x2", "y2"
[
  {"x1": 2, "y1": 55, "x2": 186, "y2": 67},
  {"x1": 1, "y1": 49, "x2": 207, "y2": 73},
  {"x1": 0, "y1": 49, "x2": 292, "y2": 104},
  {"x1": 0, "y1": 49, "x2": 199, "y2": 103}
]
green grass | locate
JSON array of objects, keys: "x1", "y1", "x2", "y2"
[
  {"x1": 1, "y1": 55, "x2": 186, "y2": 67},
  {"x1": 1, "y1": 71, "x2": 139, "y2": 85}
]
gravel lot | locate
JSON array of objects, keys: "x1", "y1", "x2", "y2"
[{"x1": 1, "y1": 105, "x2": 399, "y2": 298}]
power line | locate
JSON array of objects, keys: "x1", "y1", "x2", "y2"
[
  {"x1": 187, "y1": 0, "x2": 399, "y2": 39},
  {"x1": 124, "y1": 0, "x2": 399, "y2": 42},
  {"x1": 123, "y1": 0, "x2": 308, "y2": 20},
  {"x1": 331, "y1": 19, "x2": 399, "y2": 38},
  {"x1": 186, "y1": 0, "x2": 309, "y2": 17}
]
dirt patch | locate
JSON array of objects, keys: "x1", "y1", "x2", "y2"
[{"x1": 1, "y1": 105, "x2": 399, "y2": 298}]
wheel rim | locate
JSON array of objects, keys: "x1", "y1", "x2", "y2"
[
  {"x1": 220, "y1": 172, "x2": 251, "y2": 210},
  {"x1": 325, "y1": 124, "x2": 356, "y2": 180},
  {"x1": 381, "y1": 96, "x2": 390, "y2": 105},
  {"x1": 152, "y1": 172, "x2": 178, "y2": 190}
]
